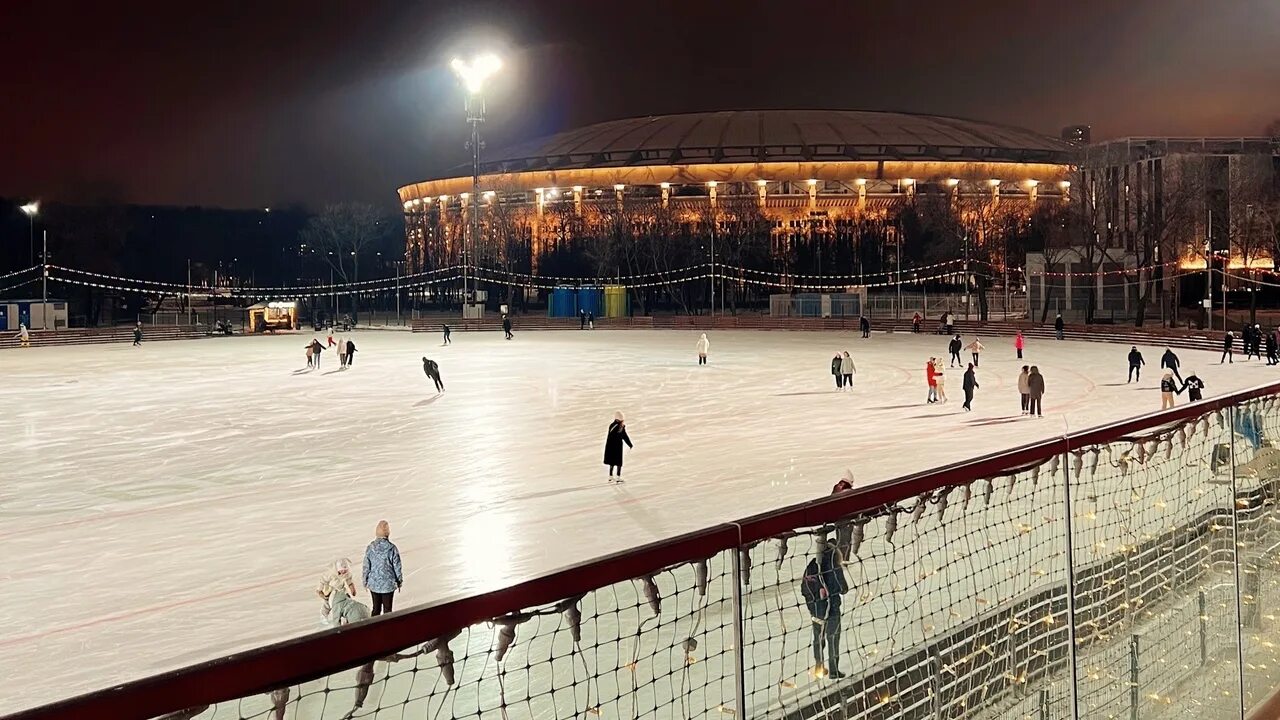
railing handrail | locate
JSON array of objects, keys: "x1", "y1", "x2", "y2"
[{"x1": 12, "y1": 379, "x2": 1280, "y2": 720}]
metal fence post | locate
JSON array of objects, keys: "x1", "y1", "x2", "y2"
[
  {"x1": 1199, "y1": 590, "x2": 1208, "y2": 666},
  {"x1": 729, "y1": 548, "x2": 748, "y2": 719},
  {"x1": 931, "y1": 651, "x2": 943, "y2": 720},
  {"x1": 1228, "y1": 404, "x2": 1247, "y2": 720},
  {"x1": 1129, "y1": 634, "x2": 1139, "y2": 720},
  {"x1": 1060, "y1": 449, "x2": 1082, "y2": 720},
  {"x1": 1039, "y1": 688, "x2": 1050, "y2": 720}
]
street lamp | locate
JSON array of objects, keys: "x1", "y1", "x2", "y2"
[
  {"x1": 450, "y1": 53, "x2": 502, "y2": 315},
  {"x1": 20, "y1": 201, "x2": 38, "y2": 267}
]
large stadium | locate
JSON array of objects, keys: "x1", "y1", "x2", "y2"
[{"x1": 396, "y1": 109, "x2": 1074, "y2": 275}]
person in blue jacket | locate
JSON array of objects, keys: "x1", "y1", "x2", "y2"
[{"x1": 362, "y1": 520, "x2": 403, "y2": 616}]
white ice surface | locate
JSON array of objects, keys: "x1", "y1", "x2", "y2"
[{"x1": 0, "y1": 329, "x2": 1272, "y2": 714}]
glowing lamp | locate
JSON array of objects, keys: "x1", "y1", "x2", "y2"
[{"x1": 449, "y1": 54, "x2": 502, "y2": 95}]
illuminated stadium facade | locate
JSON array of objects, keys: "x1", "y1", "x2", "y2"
[{"x1": 396, "y1": 109, "x2": 1074, "y2": 275}]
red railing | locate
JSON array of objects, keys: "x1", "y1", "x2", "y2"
[{"x1": 9, "y1": 380, "x2": 1280, "y2": 720}]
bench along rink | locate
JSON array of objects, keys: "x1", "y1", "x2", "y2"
[{"x1": 0, "y1": 328, "x2": 1269, "y2": 715}]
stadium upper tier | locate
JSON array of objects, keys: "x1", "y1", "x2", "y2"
[{"x1": 397, "y1": 109, "x2": 1073, "y2": 201}]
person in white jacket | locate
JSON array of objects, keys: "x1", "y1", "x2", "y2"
[
  {"x1": 965, "y1": 338, "x2": 985, "y2": 367},
  {"x1": 696, "y1": 333, "x2": 710, "y2": 365},
  {"x1": 336, "y1": 335, "x2": 347, "y2": 368}
]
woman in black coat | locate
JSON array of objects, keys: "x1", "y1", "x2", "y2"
[{"x1": 604, "y1": 411, "x2": 634, "y2": 482}]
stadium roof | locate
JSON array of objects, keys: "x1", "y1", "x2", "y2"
[{"x1": 466, "y1": 109, "x2": 1072, "y2": 177}]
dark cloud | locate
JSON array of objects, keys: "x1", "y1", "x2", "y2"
[{"x1": 2, "y1": 0, "x2": 1277, "y2": 208}]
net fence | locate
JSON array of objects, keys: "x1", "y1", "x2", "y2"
[{"x1": 21, "y1": 390, "x2": 1280, "y2": 720}]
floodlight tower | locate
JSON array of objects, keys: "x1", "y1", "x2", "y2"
[{"x1": 449, "y1": 53, "x2": 502, "y2": 312}]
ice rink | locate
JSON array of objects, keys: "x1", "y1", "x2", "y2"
[{"x1": 0, "y1": 327, "x2": 1273, "y2": 714}]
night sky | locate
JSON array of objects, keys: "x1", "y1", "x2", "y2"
[{"x1": 3, "y1": 0, "x2": 1278, "y2": 209}]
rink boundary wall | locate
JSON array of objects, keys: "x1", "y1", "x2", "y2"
[
  {"x1": 0, "y1": 325, "x2": 207, "y2": 350},
  {"x1": 9, "y1": 382, "x2": 1280, "y2": 720},
  {"x1": 407, "y1": 315, "x2": 1227, "y2": 352}
]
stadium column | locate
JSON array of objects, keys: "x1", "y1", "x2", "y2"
[{"x1": 532, "y1": 188, "x2": 545, "y2": 274}]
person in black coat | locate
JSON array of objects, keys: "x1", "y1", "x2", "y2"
[
  {"x1": 1127, "y1": 346, "x2": 1144, "y2": 383},
  {"x1": 133, "y1": 323, "x2": 143, "y2": 347},
  {"x1": 422, "y1": 357, "x2": 444, "y2": 392},
  {"x1": 345, "y1": 339, "x2": 357, "y2": 367},
  {"x1": 1268, "y1": 332, "x2": 1278, "y2": 366},
  {"x1": 443, "y1": 324, "x2": 451, "y2": 345},
  {"x1": 603, "y1": 411, "x2": 633, "y2": 482},
  {"x1": 579, "y1": 309, "x2": 587, "y2": 330},
  {"x1": 1181, "y1": 372, "x2": 1205, "y2": 402},
  {"x1": 831, "y1": 353, "x2": 843, "y2": 389},
  {"x1": 1054, "y1": 313, "x2": 1065, "y2": 340},
  {"x1": 311, "y1": 339, "x2": 325, "y2": 368},
  {"x1": 859, "y1": 316, "x2": 870, "y2": 338},
  {"x1": 1221, "y1": 331, "x2": 1234, "y2": 364},
  {"x1": 1160, "y1": 348, "x2": 1182, "y2": 382},
  {"x1": 962, "y1": 364, "x2": 979, "y2": 411},
  {"x1": 503, "y1": 315, "x2": 513, "y2": 340},
  {"x1": 948, "y1": 335, "x2": 963, "y2": 367},
  {"x1": 1250, "y1": 325, "x2": 1263, "y2": 360},
  {"x1": 801, "y1": 538, "x2": 849, "y2": 679}
]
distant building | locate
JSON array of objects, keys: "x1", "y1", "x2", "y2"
[{"x1": 1061, "y1": 125, "x2": 1091, "y2": 146}]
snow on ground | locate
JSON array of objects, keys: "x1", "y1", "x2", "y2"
[{"x1": 0, "y1": 328, "x2": 1272, "y2": 714}]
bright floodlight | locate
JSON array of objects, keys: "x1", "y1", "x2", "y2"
[
  {"x1": 20, "y1": 201, "x2": 39, "y2": 216},
  {"x1": 451, "y1": 53, "x2": 502, "y2": 95}
]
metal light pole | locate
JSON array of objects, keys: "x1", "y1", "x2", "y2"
[
  {"x1": 1205, "y1": 210, "x2": 1213, "y2": 331},
  {"x1": 41, "y1": 230, "x2": 47, "y2": 310},
  {"x1": 451, "y1": 54, "x2": 502, "y2": 316}
]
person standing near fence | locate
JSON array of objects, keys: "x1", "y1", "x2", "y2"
[
  {"x1": 833, "y1": 353, "x2": 844, "y2": 390},
  {"x1": 1127, "y1": 346, "x2": 1145, "y2": 382},
  {"x1": 801, "y1": 537, "x2": 849, "y2": 679},
  {"x1": 1018, "y1": 365, "x2": 1031, "y2": 415},
  {"x1": 1054, "y1": 313, "x2": 1064, "y2": 340},
  {"x1": 696, "y1": 333, "x2": 710, "y2": 365},
  {"x1": 1014, "y1": 331, "x2": 1024, "y2": 359},
  {"x1": 1221, "y1": 331, "x2": 1235, "y2": 364},
  {"x1": 859, "y1": 315, "x2": 870, "y2": 338},
  {"x1": 133, "y1": 322, "x2": 143, "y2": 347},
  {"x1": 1027, "y1": 366, "x2": 1045, "y2": 418},
  {"x1": 362, "y1": 520, "x2": 403, "y2": 617},
  {"x1": 962, "y1": 364, "x2": 979, "y2": 411},
  {"x1": 912, "y1": 312, "x2": 922, "y2": 333}
]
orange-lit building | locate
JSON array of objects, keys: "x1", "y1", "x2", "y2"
[{"x1": 396, "y1": 109, "x2": 1075, "y2": 273}]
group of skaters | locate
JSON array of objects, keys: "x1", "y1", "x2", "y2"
[
  {"x1": 1220, "y1": 325, "x2": 1280, "y2": 365},
  {"x1": 829, "y1": 351, "x2": 858, "y2": 390},
  {"x1": 305, "y1": 334, "x2": 358, "y2": 369},
  {"x1": 1126, "y1": 346, "x2": 1205, "y2": 409}
]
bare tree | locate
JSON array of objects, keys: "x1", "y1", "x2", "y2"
[
  {"x1": 1228, "y1": 155, "x2": 1275, "y2": 324},
  {"x1": 299, "y1": 203, "x2": 390, "y2": 317}
]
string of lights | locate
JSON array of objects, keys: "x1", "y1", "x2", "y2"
[
  {"x1": 0, "y1": 265, "x2": 40, "y2": 282},
  {"x1": 46, "y1": 273, "x2": 467, "y2": 299}
]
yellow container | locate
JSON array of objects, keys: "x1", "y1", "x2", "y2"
[{"x1": 604, "y1": 286, "x2": 629, "y2": 318}]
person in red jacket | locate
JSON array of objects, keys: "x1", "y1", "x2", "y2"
[
  {"x1": 926, "y1": 357, "x2": 938, "y2": 403},
  {"x1": 1014, "y1": 331, "x2": 1025, "y2": 359}
]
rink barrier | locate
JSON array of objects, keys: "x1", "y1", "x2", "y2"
[
  {"x1": 0, "y1": 325, "x2": 207, "y2": 349},
  {"x1": 11, "y1": 384, "x2": 1280, "y2": 720}
]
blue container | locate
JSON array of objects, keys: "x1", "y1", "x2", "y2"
[
  {"x1": 577, "y1": 286, "x2": 603, "y2": 317},
  {"x1": 549, "y1": 287, "x2": 577, "y2": 318}
]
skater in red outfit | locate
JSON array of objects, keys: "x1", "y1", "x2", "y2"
[
  {"x1": 604, "y1": 411, "x2": 634, "y2": 482},
  {"x1": 1014, "y1": 331, "x2": 1025, "y2": 359},
  {"x1": 925, "y1": 358, "x2": 938, "y2": 403}
]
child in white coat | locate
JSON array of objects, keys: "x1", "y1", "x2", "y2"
[{"x1": 696, "y1": 333, "x2": 710, "y2": 365}]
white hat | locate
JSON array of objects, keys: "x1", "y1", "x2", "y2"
[{"x1": 614, "y1": 411, "x2": 625, "y2": 422}]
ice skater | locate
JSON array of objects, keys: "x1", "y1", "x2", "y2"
[
  {"x1": 422, "y1": 356, "x2": 444, "y2": 392},
  {"x1": 832, "y1": 353, "x2": 844, "y2": 390},
  {"x1": 604, "y1": 411, "x2": 634, "y2": 482},
  {"x1": 327, "y1": 586, "x2": 371, "y2": 627},
  {"x1": 859, "y1": 315, "x2": 870, "y2": 338},
  {"x1": 1018, "y1": 365, "x2": 1030, "y2": 414},
  {"x1": 696, "y1": 333, "x2": 710, "y2": 365},
  {"x1": 442, "y1": 324, "x2": 451, "y2": 345},
  {"x1": 327, "y1": 332, "x2": 336, "y2": 348},
  {"x1": 912, "y1": 312, "x2": 922, "y2": 334},
  {"x1": 579, "y1": 309, "x2": 587, "y2": 330},
  {"x1": 1027, "y1": 366, "x2": 1044, "y2": 418},
  {"x1": 1221, "y1": 331, "x2": 1235, "y2": 364},
  {"x1": 304, "y1": 341, "x2": 315, "y2": 368},
  {"x1": 1251, "y1": 325, "x2": 1263, "y2": 360},
  {"x1": 310, "y1": 339, "x2": 325, "y2": 368},
  {"x1": 133, "y1": 322, "x2": 143, "y2": 346},
  {"x1": 16, "y1": 323, "x2": 30, "y2": 348},
  {"x1": 1181, "y1": 370, "x2": 1205, "y2": 402},
  {"x1": 925, "y1": 358, "x2": 937, "y2": 403},
  {"x1": 1014, "y1": 331, "x2": 1024, "y2": 359},
  {"x1": 316, "y1": 558, "x2": 358, "y2": 621},
  {"x1": 948, "y1": 334, "x2": 963, "y2": 367},
  {"x1": 961, "y1": 364, "x2": 978, "y2": 411},
  {"x1": 345, "y1": 339, "x2": 357, "y2": 367},
  {"x1": 1159, "y1": 348, "x2": 1182, "y2": 382},
  {"x1": 1268, "y1": 331, "x2": 1279, "y2": 366},
  {"x1": 966, "y1": 338, "x2": 984, "y2": 367},
  {"x1": 1160, "y1": 372, "x2": 1178, "y2": 409},
  {"x1": 588, "y1": 311, "x2": 595, "y2": 330},
  {"x1": 933, "y1": 358, "x2": 948, "y2": 403},
  {"x1": 1054, "y1": 313, "x2": 1064, "y2": 340},
  {"x1": 1127, "y1": 346, "x2": 1144, "y2": 382},
  {"x1": 336, "y1": 335, "x2": 347, "y2": 368},
  {"x1": 503, "y1": 315, "x2": 513, "y2": 340},
  {"x1": 801, "y1": 537, "x2": 849, "y2": 679},
  {"x1": 362, "y1": 520, "x2": 403, "y2": 617},
  {"x1": 840, "y1": 351, "x2": 856, "y2": 390}
]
